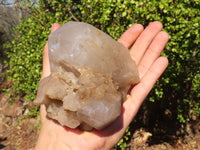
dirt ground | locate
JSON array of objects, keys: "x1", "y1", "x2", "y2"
[
  {"x1": 0, "y1": 85, "x2": 200, "y2": 150},
  {"x1": 0, "y1": 93, "x2": 39, "y2": 150}
]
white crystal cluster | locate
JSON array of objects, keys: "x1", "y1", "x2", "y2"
[{"x1": 34, "y1": 21, "x2": 139, "y2": 130}]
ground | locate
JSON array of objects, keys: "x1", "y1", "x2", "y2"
[
  {"x1": 0, "y1": 82, "x2": 200, "y2": 150},
  {"x1": 0, "y1": 93, "x2": 39, "y2": 150}
]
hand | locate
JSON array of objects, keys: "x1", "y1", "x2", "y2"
[{"x1": 35, "y1": 21, "x2": 169, "y2": 150}]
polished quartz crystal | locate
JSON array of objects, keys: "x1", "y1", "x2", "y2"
[{"x1": 34, "y1": 21, "x2": 139, "y2": 130}]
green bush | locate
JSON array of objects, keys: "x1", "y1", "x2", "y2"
[{"x1": 5, "y1": 0, "x2": 200, "y2": 144}]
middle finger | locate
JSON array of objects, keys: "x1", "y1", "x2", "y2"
[
  {"x1": 130, "y1": 21, "x2": 163, "y2": 65},
  {"x1": 138, "y1": 31, "x2": 169, "y2": 77}
]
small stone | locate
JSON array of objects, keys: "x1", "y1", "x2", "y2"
[{"x1": 34, "y1": 21, "x2": 139, "y2": 130}]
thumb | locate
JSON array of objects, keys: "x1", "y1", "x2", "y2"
[{"x1": 51, "y1": 23, "x2": 61, "y2": 33}]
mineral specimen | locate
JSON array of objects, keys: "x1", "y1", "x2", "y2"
[{"x1": 34, "y1": 21, "x2": 139, "y2": 130}]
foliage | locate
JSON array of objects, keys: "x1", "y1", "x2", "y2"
[
  {"x1": 4, "y1": 0, "x2": 72, "y2": 100},
  {"x1": 5, "y1": 0, "x2": 200, "y2": 148},
  {"x1": 115, "y1": 127, "x2": 131, "y2": 149}
]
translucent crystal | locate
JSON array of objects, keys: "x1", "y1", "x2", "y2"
[{"x1": 34, "y1": 21, "x2": 139, "y2": 130}]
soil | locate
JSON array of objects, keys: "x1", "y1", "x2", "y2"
[
  {"x1": 0, "y1": 79, "x2": 200, "y2": 150},
  {"x1": 0, "y1": 93, "x2": 39, "y2": 150}
]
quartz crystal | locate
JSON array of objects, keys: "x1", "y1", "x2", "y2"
[{"x1": 34, "y1": 21, "x2": 139, "y2": 130}]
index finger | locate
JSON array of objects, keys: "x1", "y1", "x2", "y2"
[
  {"x1": 130, "y1": 21, "x2": 163, "y2": 65},
  {"x1": 118, "y1": 24, "x2": 144, "y2": 49}
]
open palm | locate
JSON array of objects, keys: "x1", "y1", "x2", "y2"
[{"x1": 35, "y1": 21, "x2": 169, "y2": 150}]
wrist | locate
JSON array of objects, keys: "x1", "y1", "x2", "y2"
[{"x1": 35, "y1": 125, "x2": 71, "y2": 150}]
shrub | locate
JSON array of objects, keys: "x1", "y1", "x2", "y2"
[{"x1": 5, "y1": 0, "x2": 200, "y2": 145}]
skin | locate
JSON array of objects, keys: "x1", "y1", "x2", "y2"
[{"x1": 35, "y1": 21, "x2": 169, "y2": 150}]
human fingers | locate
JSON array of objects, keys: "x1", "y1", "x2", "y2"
[
  {"x1": 41, "y1": 43, "x2": 50, "y2": 80},
  {"x1": 51, "y1": 23, "x2": 61, "y2": 33},
  {"x1": 137, "y1": 31, "x2": 169, "y2": 77},
  {"x1": 97, "y1": 57, "x2": 168, "y2": 147},
  {"x1": 130, "y1": 21, "x2": 163, "y2": 65},
  {"x1": 41, "y1": 23, "x2": 61, "y2": 80},
  {"x1": 122, "y1": 57, "x2": 168, "y2": 129},
  {"x1": 118, "y1": 24, "x2": 144, "y2": 49}
]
